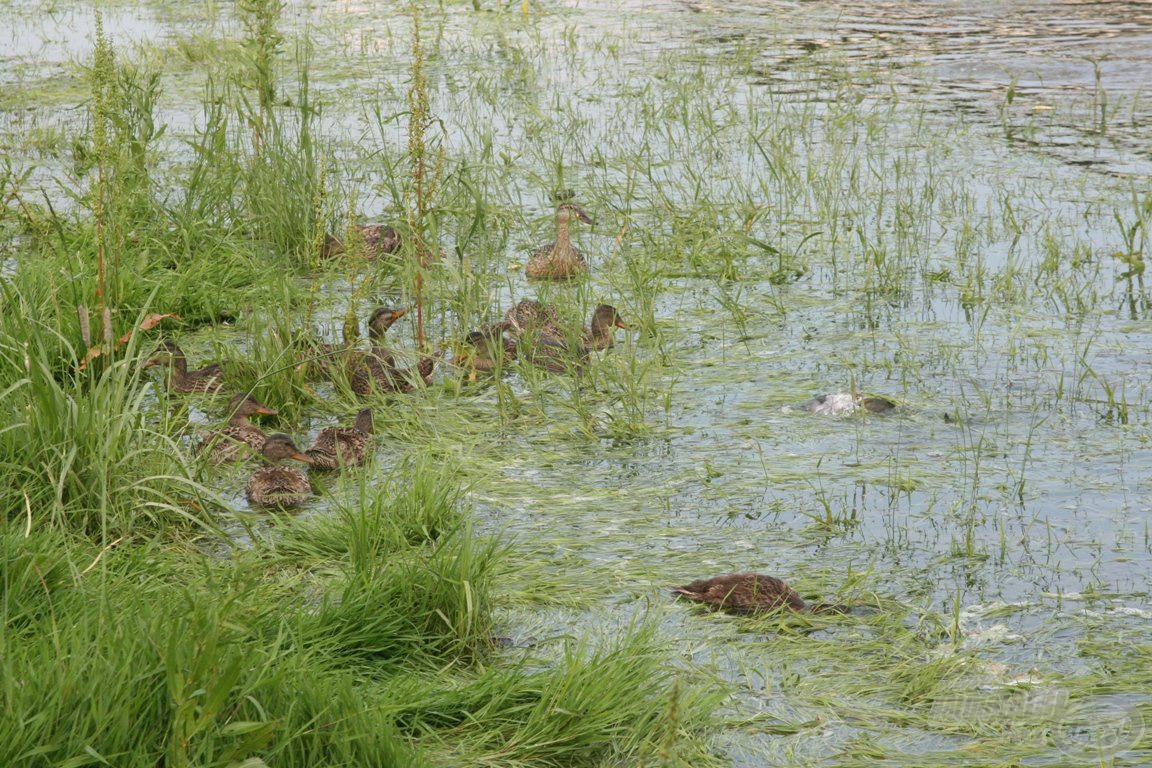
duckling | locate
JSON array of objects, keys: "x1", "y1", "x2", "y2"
[
  {"x1": 797, "y1": 392, "x2": 897, "y2": 416},
  {"x1": 306, "y1": 408, "x2": 375, "y2": 470},
  {"x1": 525, "y1": 203, "x2": 594, "y2": 280},
  {"x1": 673, "y1": 573, "x2": 847, "y2": 616},
  {"x1": 143, "y1": 340, "x2": 225, "y2": 394},
  {"x1": 246, "y1": 434, "x2": 314, "y2": 508},
  {"x1": 197, "y1": 393, "x2": 279, "y2": 464}
]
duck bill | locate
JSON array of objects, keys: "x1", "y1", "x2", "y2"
[
  {"x1": 254, "y1": 405, "x2": 279, "y2": 416},
  {"x1": 290, "y1": 452, "x2": 315, "y2": 465},
  {"x1": 572, "y1": 205, "x2": 594, "y2": 225},
  {"x1": 392, "y1": 308, "x2": 409, "y2": 319},
  {"x1": 614, "y1": 318, "x2": 629, "y2": 330}
]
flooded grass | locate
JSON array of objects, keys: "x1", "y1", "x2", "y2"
[{"x1": 3, "y1": 0, "x2": 1152, "y2": 765}]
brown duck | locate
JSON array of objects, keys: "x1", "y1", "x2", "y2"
[
  {"x1": 521, "y1": 304, "x2": 628, "y2": 373},
  {"x1": 321, "y1": 223, "x2": 402, "y2": 261},
  {"x1": 673, "y1": 573, "x2": 847, "y2": 616},
  {"x1": 503, "y1": 299, "x2": 561, "y2": 336},
  {"x1": 306, "y1": 408, "x2": 375, "y2": 470},
  {"x1": 246, "y1": 434, "x2": 315, "y2": 508},
  {"x1": 578, "y1": 304, "x2": 629, "y2": 351},
  {"x1": 197, "y1": 393, "x2": 279, "y2": 464},
  {"x1": 462, "y1": 322, "x2": 518, "y2": 375},
  {"x1": 144, "y1": 340, "x2": 225, "y2": 394},
  {"x1": 301, "y1": 306, "x2": 408, "y2": 381},
  {"x1": 525, "y1": 203, "x2": 593, "y2": 280},
  {"x1": 351, "y1": 350, "x2": 440, "y2": 396}
]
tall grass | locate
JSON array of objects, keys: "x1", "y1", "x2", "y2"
[{"x1": 0, "y1": 289, "x2": 215, "y2": 537}]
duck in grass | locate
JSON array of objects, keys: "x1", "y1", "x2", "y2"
[
  {"x1": 351, "y1": 350, "x2": 440, "y2": 396},
  {"x1": 306, "y1": 408, "x2": 375, "y2": 470},
  {"x1": 503, "y1": 298, "x2": 562, "y2": 336},
  {"x1": 301, "y1": 306, "x2": 408, "y2": 381},
  {"x1": 362, "y1": 306, "x2": 408, "y2": 371},
  {"x1": 578, "y1": 304, "x2": 629, "y2": 352},
  {"x1": 795, "y1": 391, "x2": 897, "y2": 416},
  {"x1": 197, "y1": 393, "x2": 279, "y2": 464},
  {"x1": 321, "y1": 223, "x2": 402, "y2": 261},
  {"x1": 525, "y1": 203, "x2": 594, "y2": 280},
  {"x1": 246, "y1": 434, "x2": 315, "y2": 508},
  {"x1": 673, "y1": 573, "x2": 848, "y2": 616},
  {"x1": 519, "y1": 304, "x2": 629, "y2": 374},
  {"x1": 143, "y1": 340, "x2": 225, "y2": 394},
  {"x1": 461, "y1": 323, "x2": 518, "y2": 376}
]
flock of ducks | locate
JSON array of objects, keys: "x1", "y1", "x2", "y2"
[
  {"x1": 141, "y1": 201, "x2": 630, "y2": 509},
  {"x1": 143, "y1": 294, "x2": 627, "y2": 508},
  {"x1": 143, "y1": 199, "x2": 886, "y2": 616}
]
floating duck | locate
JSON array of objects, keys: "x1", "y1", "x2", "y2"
[
  {"x1": 525, "y1": 203, "x2": 593, "y2": 280},
  {"x1": 673, "y1": 573, "x2": 847, "y2": 615},
  {"x1": 306, "y1": 408, "x2": 375, "y2": 470},
  {"x1": 462, "y1": 323, "x2": 518, "y2": 375},
  {"x1": 198, "y1": 393, "x2": 279, "y2": 463},
  {"x1": 519, "y1": 304, "x2": 628, "y2": 373},
  {"x1": 246, "y1": 434, "x2": 314, "y2": 508},
  {"x1": 144, "y1": 341, "x2": 224, "y2": 394},
  {"x1": 321, "y1": 223, "x2": 402, "y2": 261}
]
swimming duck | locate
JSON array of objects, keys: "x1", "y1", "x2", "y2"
[
  {"x1": 462, "y1": 322, "x2": 518, "y2": 375},
  {"x1": 520, "y1": 304, "x2": 628, "y2": 373},
  {"x1": 363, "y1": 306, "x2": 408, "y2": 370},
  {"x1": 673, "y1": 573, "x2": 846, "y2": 616},
  {"x1": 306, "y1": 408, "x2": 375, "y2": 470},
  {"x1": 351, "y1": 350, "x2": 440, "y2": 396},
  {"x1": 797, "y1": 392, "x2": 897, "y2": 416},
  {"x1": 503, "y1": 299, "x2": 562, "y2": 336},
  {"x1": 301, "y1": 306, "x2": 408, "y2": 381},
  {"x1": 246, "y1": 434, "x2": 315, "y2": 508},
  {"x1": 579, "y1": 304, "x2": 629, "y2": 351},
  {"x1": 197, "y1": 393, "x2": 279, "y2": 464},
  {"x1": 321, "y1": 223, "x2": 402, "y2": 261},
  {"x1": 144, "y1": 340, "x2": 225, "y2": 394},
  {"x1": 525, "y1": 203, "x2": 594, "y2": 280}
]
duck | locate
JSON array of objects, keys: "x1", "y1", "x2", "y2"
[
  {"x1": 796, "y1": 391, "x2": 897, "y2": 416},
  {"x1": 245, "y1": 434, "x2": 315, "y2": 508},
  {"x1": 503, "y1": 299, "x2": 561, "y2": 336},
  {"x1": 301, "y1": 306, "x2": 408, "y2": 381},
  {"x1": 321, "y1": 223, "x2": 402, "y2": 261},
  {"x1": 306, "y1": 408, "x2": 375, "y2": 470},
  {"x1": 197, "y1": 393, "x2": 279, "y2": 464},
  {"x1": 524, "y1": 203, "x2": 594, "y2": 280},
  {"x1": 143, "y1": 340, "x2": 225, "y2": 394},
  {"x1": 362, "y1": 306, "x2": 408, "y2": 371},
  {"x1": 520, "y1": 304, "x2": 628, "y2": 373},
  {"x1": 579, "y1": 304, "x2": 629, "y2": 351},
  {"x1": 351, "y1": 350, "x2": 440, "y2": 396},
  {"x1": 462, "y1": 322, "x2": 518, "y2": 376},
  {"x1": 673, "y1": 573, "x2": 847, "y2": 616}
]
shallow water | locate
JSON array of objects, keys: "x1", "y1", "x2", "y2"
[{"x1": 4, "y1": 0, "x2": 1152, "y2": 764}]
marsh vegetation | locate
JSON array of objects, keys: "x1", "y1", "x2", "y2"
[{"x1": 2, "y1": 0, "x2": 1151, "y2": 765}]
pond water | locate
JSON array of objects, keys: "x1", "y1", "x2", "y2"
[{"x1": 4, "y1": 0, "x2": 1151, "y2": 764}]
